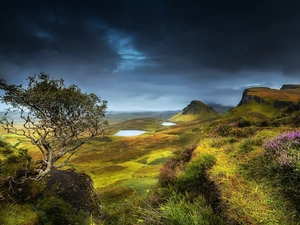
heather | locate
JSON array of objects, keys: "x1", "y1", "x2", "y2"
[
  {"x1": 264, "y1": 130, "x2": 300, "y2": 169},
  {"x1": 264, "y1": 130, "x2": 300, "y2": 211}
]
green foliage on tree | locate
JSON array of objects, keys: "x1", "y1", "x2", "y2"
[{"x1": 0, "y1": 73, "x2": 108, "y2": 179}]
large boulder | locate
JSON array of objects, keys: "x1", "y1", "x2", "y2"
[{"x1": 45, "y1": 170, "x2": 102, "y2": 218}]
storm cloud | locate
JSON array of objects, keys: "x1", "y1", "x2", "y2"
[{"x1": 1, "y1": 0, "x2": 300, "y2": 111}]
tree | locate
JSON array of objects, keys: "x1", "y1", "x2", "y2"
[{"x1": 0, "y1": 73, "x2": 108, "y2": 179}]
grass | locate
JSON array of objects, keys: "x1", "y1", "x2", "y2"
[
  {"x1": 246, "y1": 87, "x2": 300, "y2": 102},
  {"x1": 2, "y1": 109, "x2": 300, "y2": 224},
  {"x1": 193, "y1": 132, "x2": 300, "y2": 224},
  {"x1": 170, "y1": 110, "x2": 221, "y2": 122},
  {"x1": 0, "y1": 204, "x2": 38, "y2": 225}
]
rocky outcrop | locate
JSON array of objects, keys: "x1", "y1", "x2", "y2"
[
  {"x1": 224, "y1": 85, "x2": 300, "y2": 122},
  {"x1": 280, "y1": 84, "x2": 300, "y2": 90},
  {"x1": 238, "y1": 87, "x2": 269, "y2": 106},
  {"x1": 237, "y1": 86, "x2": 300, "y2": 109},
  {"x1": 45, "y1": 170, "x2": 102, "y2": 218}
]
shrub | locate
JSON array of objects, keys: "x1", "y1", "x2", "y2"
[
  {"x1": 172, "y1": 144, "x2": 198, "y2": 163},
  {"x1": 0, "y1": 141, "x2": 31, "y2": 178},
  {"x1": 177, "y1": 154, "x2": 216, "y2": 190},
  {"x1": 214, "y1": 123, "x2": 233, "y2": 137},
  {"x1": 158, "y1": 159, "x2": 178, "y2": 187},
  {"x1": 264, "y1": 130, "x2": 300, "y2": 171},
  {"x1": 238, "y1": 120, "x2": 252, "y2": 127},
  {"x1": 263, "y1": 130, "x2": 300, "y2": 211},
  {"x1": 213, "y1": 122, "x2": 256, "y2": 138}
]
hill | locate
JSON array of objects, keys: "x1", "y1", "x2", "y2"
[
  {"x1": 106, "y1": 110, "x2": 180, "y2": 124},
  {"x1": 223, "y1": 85, "x2": 300, "y2": 123},
  {"x1": 170, "y1": 100, "x2": 221, "y2": 122}
]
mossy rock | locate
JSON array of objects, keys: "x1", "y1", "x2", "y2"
[{"x1": 45, "y1": 170, "x2": 102, "y2": 218}]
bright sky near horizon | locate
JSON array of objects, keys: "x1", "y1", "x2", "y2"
[{"x1": 1, "y1": 1, "x2": 300, "y2": 111}]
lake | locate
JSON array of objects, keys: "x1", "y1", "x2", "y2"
[
  {"x1": 162, "y1": 122, "x2": 176, "y2": 126},
  {"x1": 114, "y1": 130, "x2": 147, "y2": 136}
]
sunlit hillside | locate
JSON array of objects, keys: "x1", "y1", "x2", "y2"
[{"x1": 170, "y1": 100, "x2": 221, "y2": 122}]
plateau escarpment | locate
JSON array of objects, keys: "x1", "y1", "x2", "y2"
[
  {"x1": 238, "y1": 86, "x2": 300, "y2": 107},
  {"x1": 280, "y1": 84, "x2": 300, "y2": 90},
  {"x1": 224, "y1": 85, "x2": 300, "y2": 123}
]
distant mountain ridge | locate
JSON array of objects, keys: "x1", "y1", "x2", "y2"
[
  {"x1": 208, "y1": 103, "x2": 233, "y2": 114},
  {"x1": 170, "y1": 100, "x2": 221, "y2": 122}
]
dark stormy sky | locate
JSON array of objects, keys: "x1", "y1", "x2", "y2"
[{"x1": 1, "y1": 0, "x2": 300, "y2": 111}]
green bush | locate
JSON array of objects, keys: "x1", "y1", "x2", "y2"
[
  {"x1": 238, "y1": 120, "x2": 252, "y2": 127},
  {"x1": 214, "y1": 124, "x2": 232, "y2": 137},
  {"x1": 213, "y1": 123, "x2": 256, "y2": 138},
  {"x1": 0, "y1": 141, "x2": 31, "y2": 178},
  {"x1": 158, "y1": 159, "x2": 178, "y2": 187},
  {"x1": 172, "y1": 144, "x2": 198, "y2": 163},
  {"x1": 177, "y1": 154, "x2": 216, "y2": 189}
]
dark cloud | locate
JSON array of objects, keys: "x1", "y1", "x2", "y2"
[{"x1": 1, "y1": 0, "x2": 300, "y2": 111}]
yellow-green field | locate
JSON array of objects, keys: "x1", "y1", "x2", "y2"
[{"x1": 0, "y1": 117, "x2": 205, "y2": 204}]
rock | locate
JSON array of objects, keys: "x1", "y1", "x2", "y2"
[
  {"x1": 280, "y1": 84, "x2": 300, "y2": 90},
  {"x1": 238, "y1": 88, "x2": 269, "y2": 106},
  {"x1": 45, "y1": 170, "x2": 102, "y2": 218}
]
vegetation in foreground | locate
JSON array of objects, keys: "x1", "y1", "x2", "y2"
[{"x1": 0, "y1": 80, "x2": 300, "y2": 224}]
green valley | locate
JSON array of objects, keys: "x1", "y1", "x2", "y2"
[{"x1": 1, "y1": 84, "x2": 300, "y2": 224}]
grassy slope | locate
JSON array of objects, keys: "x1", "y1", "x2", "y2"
[
  {"x1": 106, "y1": 111, "x2": 180, "y2": 124},
  {"x1": 193, "y1": 130, "x2": 298, "y2": 224},
  {"x1": 223, "y1": 100, "x2": 278, "y2": 121}
]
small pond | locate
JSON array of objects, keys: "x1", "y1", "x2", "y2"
[
  {"x1": 114, "y1": 130, "x2": 147, "y2": 136},
  {"x1": 162, "y1": 122, "x2": 176, "y2": 126}
]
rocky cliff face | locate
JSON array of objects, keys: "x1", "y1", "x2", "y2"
[
  {"x1": 224, "y1": 85, "x2": 300, "y2": 122},
  {"x1": 238, "y1": 88, "x2": 269, "y2": 106},
  {"x1": 280, "y1": 84, "x2": 300, "y2": 90},
  {"x1": 237, "y1": 86, "x2": 300, "y2": 109}
]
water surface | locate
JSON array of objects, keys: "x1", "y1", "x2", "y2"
[
  {"x1": 162, "y1": 122, "x2": 176, "y2": 126},
  {"x1": 114, "y1": 130, "x2": 146, "y2": 136}
]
